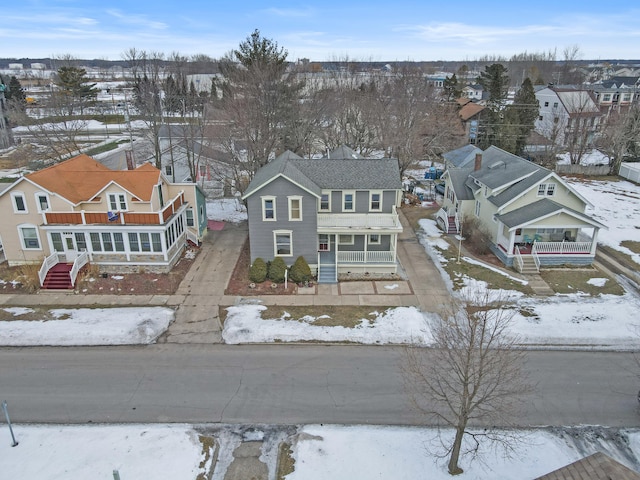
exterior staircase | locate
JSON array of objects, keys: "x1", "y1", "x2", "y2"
[
  {"x1": 518, "y1": 255, "x2": 539, "y2": 275},
  {"x1": 317, "y1": 263, "x2": 337, "y2": 284},
  {"x1": 446, "y1": 216, "x2": 458, "y2": 234},
  {"x1": 42, "y1": 263, "x2": 74, "y2": 290},
  {"x1": 317, "y1": 250, "x2": 337, "y2": 284}
]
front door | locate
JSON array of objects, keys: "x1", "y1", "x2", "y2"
[{"x1": 63, "y1": 233, "x2": 78, "y2": 261}]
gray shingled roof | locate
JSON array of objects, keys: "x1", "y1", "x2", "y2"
[
  {"x1": 535, "y1": 452, "x2": 640, "y2": 480},
  {"x1": 447, "y1": 168, "x2": 475, "y2": 200},
  {"x1": 488, "y1": 168, "x2": 550, "y2": 208},
  {"x1": 496, "y1": 199, "x2": 605, "y2": 229},
  {"x1": 243, "y1": 149, "x2": 402, "y2": 198},
  {"x1": 325, "y1": 145, "x2": 364, "y2": 160},
  {"x1": 442, "y1": 144, "x2": 483, "y2": 168},
  {"x1": 470, "y1": 146, "x2": 545, "y2": 190}
]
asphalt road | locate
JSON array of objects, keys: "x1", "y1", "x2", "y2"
[{"x1": 0, "y1": 345, "x2": 638, "y2": 427}]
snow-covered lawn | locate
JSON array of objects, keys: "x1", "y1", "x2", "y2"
[
  {"x1": 0, "y1": 307, "x2": 173, "y2": 346},
  {"x1": 567, "y1": 176, "x2": 640, "y2": 265},
  {"x1": 3, "y1": 423, "x2": 639, "y2": 480},
  {"x1": 206, "y1": 197, "x2": 247, "y2": 223},
  {"x1": 223, "y1": 304, "x2": 435, "y2": 345}
]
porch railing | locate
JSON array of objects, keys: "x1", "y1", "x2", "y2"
[
  {"x1": 533, "y1": 241, "x2": 592, "y2": 255},
  {"x1": 39, "y1": 252, "x2": 63, "y2": 286},
  {"x1": 317, "y1": 210, "x2": 401, "y2": 230},
  {"x1": 69, "y1": 251, "x2": 89, "y2": 287},
  {"x1": 337, "y1": 251, "x2": 395, "y2": 263}
]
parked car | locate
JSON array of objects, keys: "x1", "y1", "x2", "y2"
[{"x1": 435, "y1": 182, "x2": 445, "y2": 196}]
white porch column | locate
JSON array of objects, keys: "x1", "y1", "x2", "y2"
[
  {"x1": 590, "y1": 227, "x2": 600, "y2": 255},
  {"x1": 364, "y1": 234, "x2": 369, "y2": 263}
]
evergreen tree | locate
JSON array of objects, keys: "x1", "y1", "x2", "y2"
[
  {"x1": 477, "y1": 64, "x2": 510, "y2": 149},
  {"x1": 54, "y1": 66, "x2": 98, "y2": 115},
  {"x1": 511, "y1": 77, "x2": 539, "y2": 155},
  {"x1": 210, "y1": 29, "x2": 305, "y2": 195},
  {"x1": 442, "y1": 73, "x2": 462, "y2": 101}
]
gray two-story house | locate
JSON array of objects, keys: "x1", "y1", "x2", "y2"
[{"x1": 242, "y1": 146, "x2": 403, "y2": 283}]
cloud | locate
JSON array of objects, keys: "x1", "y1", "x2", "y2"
[
  {"x1": 262, "y1": 7, "x2": 316, "y2": 18},
  {"x1": 106, "y1": 9, "x2": 167, "y2": 30}
]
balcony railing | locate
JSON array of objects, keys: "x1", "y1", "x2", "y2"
[{"x1": 44, "y1": 192, "x2": 185, "y2": 226}]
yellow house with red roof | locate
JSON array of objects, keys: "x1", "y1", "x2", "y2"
[{"x1": 0, "y1": 155, "x2": 207, "y2": 287}]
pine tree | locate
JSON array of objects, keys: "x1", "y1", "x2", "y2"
[
  {"x1": 54, "y1": 66, "x2": 99, "y2": 115},
  {"x1": 511, "y1": 77, "x2": 539, "y2": 155}
]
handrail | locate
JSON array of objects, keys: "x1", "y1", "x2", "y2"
[
  {"x1": 531, "y1": 245, "x2": 541, "y2": 272},
  {"x1": 514, "y1": 246, "x2": 523, "y2": 273},
  {"x1": 69, "y1": 251, "x2": 89, "y2": 287},
  {"x1": 38, "y1": 252, "x2": 62, "y2": 286}
]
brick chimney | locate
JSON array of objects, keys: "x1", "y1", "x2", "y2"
[{"x1": 474, "y1": 153, "x2": 482, "y2": 171}]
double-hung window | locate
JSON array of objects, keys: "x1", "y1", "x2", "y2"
[
  {"x1": 108, "y1": 193, "x2": 127, "y2": 211},
  {"x1": 12, "y1": 193, "x2": 27, "y2": 213},
  {"x1": 274, "y1": 231, "x2": 292, "y2": 256},
  {"x1": 343, "y1": 191, "x2": 355, "y2": 212},
  {"x1": 19, "y1": 226, "x2": 40, "y2": 249},
  {"x1": 262, "y1": 196, "x2": 276, "y2": 221},
  {"x1": 370, "y1": 191, "x2": 382, "y2": 211},
  {"x1": 320, "y1": 192, "x2": 330, "y2": 211},
  {"x1": 288, "y1": 196, "x2": 302, "y2": 221},
  {"x1": 35, "y1": 193, "x2": 49, "y2": 212}
]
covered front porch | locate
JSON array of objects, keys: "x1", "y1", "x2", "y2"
[
  {"x1": 316, "y1": 231, "x2": 400, "y2": 283},
  {"x1": 494, "y1": 204, "x2": 606, "y2": 272}
]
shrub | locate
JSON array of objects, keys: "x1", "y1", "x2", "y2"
[
  {"x1": 268, "y1": 257, "x2": 287, "y2": 283},
  {"x1": 289, "y1": 256, "x2": 312, "y2": 283},
  {"x1": 462, "y1": 217, "x2": 493, "y2": 256},
  {"x1": 249, "y1": 257, "x2": 267, "y2": 283}
]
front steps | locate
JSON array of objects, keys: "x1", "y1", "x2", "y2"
[{"x1": 42, "y1": 263, "x2": 73, "y2": 290}]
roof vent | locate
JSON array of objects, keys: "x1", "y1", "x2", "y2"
[{"x1": 489, "y1": 161, "x2": 505, "y2": 169}]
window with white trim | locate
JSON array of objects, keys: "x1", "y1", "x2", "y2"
[
  {"x1": 537, "y1": 183, "x2": 555, "y2": 196},
  {"x1": 288, "y1": 196, "x2": 302, "y2": 221},
  {"x1": 369, "y1": 234, "x2": 381, "y2": 245},
  {"x1": 19, "y1": 225, "x2": 40, "y2": 249},
  {"x1": 342, "y1": 191, "x2": 355, "y2": 212},
  {"x1": 108, "y1": 193, "x2": 127, "y2": 211},
  {"x1": 165, "y1": 165, "x2": 173, "y2": 176},
  {"x1": 262, "y1": 196, "x2": 276, "y2": 221},
  {"x1": 35, "y1": 193, "x2": 50, "y2": 212},
  {"x1": 186, "y1": 208, "x2": 194, "y2": 227},
  {"x1": 274, "y1": 231, "x2": 292, "y2": 256},
  {"x1": 318, "y1": 234, "x2": 329, "y2": 251},
  {"x1": 370, "y1": 191, "x2": 382, "y2": 211},
  {"x1": 320, "y1": 192, "x2": 330, "y2": 211},
  {"x1": 339, "y1": 234, "x2": 354, "y2": 245},
  {"x1": 11, "y1": 192, "x2": 27, "y2": 213}
]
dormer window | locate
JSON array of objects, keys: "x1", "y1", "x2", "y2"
[{"x1": 108, "y1": 193, "x2": 127, "y2": 211}]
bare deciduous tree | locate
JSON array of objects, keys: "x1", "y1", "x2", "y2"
[
  {"x1": 597, "y1": 105, "x2": 640, "y2": 175},
  {"x1": 403, "y1": 290, "x2": 531, "y2": 475}
]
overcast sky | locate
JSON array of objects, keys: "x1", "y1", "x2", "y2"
[{"x1": 5, "y1": 1, "x2": 640, "y2": 62}]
